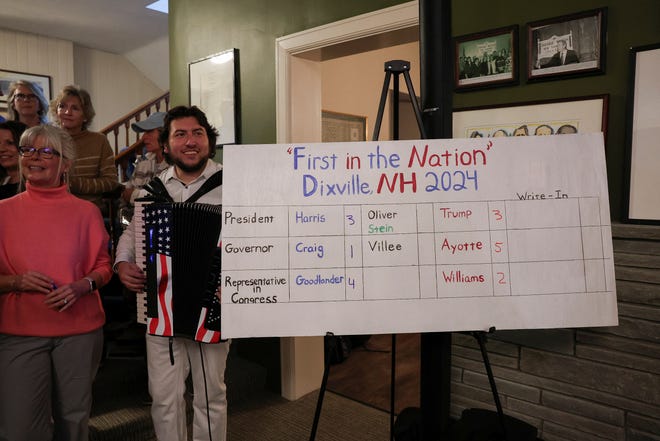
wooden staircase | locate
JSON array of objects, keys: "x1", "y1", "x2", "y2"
[{"x1": 100, "y1": 92, "x2": 169, "y2": 180}]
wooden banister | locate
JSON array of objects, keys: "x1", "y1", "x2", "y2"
[{"x1": 102, "y1": 91, "x2": 169, "y2": 181}]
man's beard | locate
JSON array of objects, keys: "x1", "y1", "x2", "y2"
[{"x1": 173, "y1": 156, "x2": 206, "y2": 174}]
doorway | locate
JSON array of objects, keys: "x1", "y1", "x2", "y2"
[{"x1": 275, "y1": 1, "x2": 422, "y2": 402}]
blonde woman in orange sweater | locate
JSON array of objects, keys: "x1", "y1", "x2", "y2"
[{"x1": 0, "y1": 125, "x2": 112, "y2": 441}]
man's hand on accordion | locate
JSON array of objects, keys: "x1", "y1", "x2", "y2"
[{"x1": 116, "y1": 261, "x2": 147, "y2": 292}]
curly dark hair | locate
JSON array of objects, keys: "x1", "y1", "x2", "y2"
[{"x1": 159, "y1": 106, "x2": 219, "y2": 164}]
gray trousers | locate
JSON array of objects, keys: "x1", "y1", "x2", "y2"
[{"x1": 0, "y1": 328, "x2": 103, "y2": 441}]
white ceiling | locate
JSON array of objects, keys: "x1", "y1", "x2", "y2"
[{"x1": 0, "y1": 0, "x2": 168, "y2": 55}]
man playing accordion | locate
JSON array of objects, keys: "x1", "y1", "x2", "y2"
[{"x1": 115, "y1": 106, "x2": 229, "y2": 441}]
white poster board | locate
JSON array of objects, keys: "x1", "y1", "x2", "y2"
[
  {"x1": 221, "y1": 134, "x2": 617, "y2": 338},
  {"x1": 626, "y1": 45, "x2": 660, "y2": 222}
]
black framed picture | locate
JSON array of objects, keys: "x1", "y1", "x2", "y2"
[
  {"x1": 527, "y1": 8, "x2": 607, "y2": 82},
  {"x1": 452, "y1": 94, "x2": 608, "y2": 141},
  {"x1": 454, "y1": 25, "x2": 518, "y2": 91},
  {"x1": 0, "y1": 69, "x2": 52, "y2": 115},
  {"x1": 623, "y1": 43, "x2": 660, "y2": 224}
]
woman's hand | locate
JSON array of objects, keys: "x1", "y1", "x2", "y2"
[
  {"x1": 44, "y1": 279, "x2": 88, "y2": 312},
  {"x1": 12, "y1": 271, "x2": 55, "y2": 294}
]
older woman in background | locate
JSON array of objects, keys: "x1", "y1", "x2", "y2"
[
  {"x1": 0, "y1": 121, "x2": 28, "y2": 199},
  {"x1": 6, "y1": 80, "x2": 50, "y2": 127},
  {"x1": 50, "y1": 85, "x2": 119, "y2": 215},
  {"x1": 0, "y1": 124, "x2": 112, "y2": 441}
]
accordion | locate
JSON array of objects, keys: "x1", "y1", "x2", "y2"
[{"x1": 137, "y1": 201, "x2": 223, "y2": 343}]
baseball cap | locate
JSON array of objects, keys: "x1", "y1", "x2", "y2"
[{"x1": 132, "y1": 112, "x2": 166, "y2": 133}]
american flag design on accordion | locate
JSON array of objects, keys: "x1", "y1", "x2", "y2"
[{"x1": 143, "y1": 203, "x2": 223, "y2": 343}]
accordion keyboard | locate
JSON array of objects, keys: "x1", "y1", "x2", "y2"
[{"x1": 133, "y1": 201, "x2": 148, "y2": 325}]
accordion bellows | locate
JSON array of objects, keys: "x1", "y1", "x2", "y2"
[{"x1": 143, "y1": 202, "x2": 223, "y2": 343}]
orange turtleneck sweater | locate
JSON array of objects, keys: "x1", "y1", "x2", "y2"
[{"x1": 0, "y1": 183, "x2": 111, "y2": 336}]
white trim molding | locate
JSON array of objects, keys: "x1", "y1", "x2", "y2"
[{"x1": 275, "y1": 1, "x2": 419, "y2": 143}]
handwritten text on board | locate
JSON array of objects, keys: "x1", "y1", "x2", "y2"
[{"x1": 221, "y1": 134, "x2": 617, "y2": 338}]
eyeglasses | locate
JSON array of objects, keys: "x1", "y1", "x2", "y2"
[
  {"x1": 18, "y1": 146, "x2": 61, "y2": 159},
  {"x1": 14, "y1": 93, "x2": 38, "y2": 102}
]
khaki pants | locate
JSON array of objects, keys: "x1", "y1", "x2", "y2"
[{"x1": 146, "y1": 334, "x2": 230, "y2": 441}]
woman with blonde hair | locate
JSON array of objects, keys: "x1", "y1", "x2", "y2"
[
  {"x1": 50, "y1": 84, "x2": 119, "y2": 215},
  {"x1": 6, "y1": 80, "x2": 50, "y2": 127},
  {"x1": 0, "y1": 124, "x2": 112, "y2": 441}
]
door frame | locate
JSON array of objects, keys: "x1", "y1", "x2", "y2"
[{"x1": 274, "y1": 1, "x2": 419, "y2": 400}]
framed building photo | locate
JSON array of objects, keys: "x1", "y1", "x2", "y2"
[
  {"x1": 452, "y1": 94, "x2": 608, "y2": 141},
  {"x1": 527, "y1": 8, "x2": 607, "y2": 82},
  {"x1": 454, "y1": 25, "x2": 518, "y2": 91},
  {"x1": 189, "y1": 48, "x2": 241, "y2": 145},
  {"x1": 623, "y1": 43, "x2": 660, "y2": 224},
  {"x1": 322, "y1": 110, "x2": 367, "y2": 142},
  {"x1": 0, "y1": 69, "x2": 52, "y2": 114}
]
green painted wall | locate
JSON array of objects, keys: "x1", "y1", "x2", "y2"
[
  {"x1": 169, "y1": 0, "x2": 405, "y2": 144},
  {"x1": 170, "y1": 0, "x2": 660, "y2": 222},
  {"x1": 452, "y1": 0, "x2": 660, "y2": 221},
  {"x1": 168, "y1": 0, "x2": 659, "y2": 393},
  {"x1": 169, "y1": 1, "x2": 405, "y2": 386}
]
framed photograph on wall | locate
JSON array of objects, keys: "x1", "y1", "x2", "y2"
[
  {"x1": 322, "y1": 110, "x2": 367, "y2": 142},
  {"x1": 623, "y1": 43, "x2": 660, "y2": 224},
  {"x1": 0, "y1": 69, "x2": 52, "y2": 114},
  {"x1": 452, "y1": 94, "x2": 608, "y2": 141},
  {"x1": 454, "y1": 25, "x2": 518, "y2": 91},
  {"x1": 189, "y1": 48, "x2": 241, "y2": 146},
  {"x1": 527, "y1": 8, "x2": 607, "y2": 82}
]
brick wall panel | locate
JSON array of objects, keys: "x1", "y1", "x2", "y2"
[
  {"x1": 489, "y1": 364, "x2": 660, "y2": 418},
  {"x1": 462, "y1": 370, "x2": 541, "y2": 403},
  {"x1": 452, "y1": 381, "x2": 496, "y2": 404},
  {"x1": 494, "y1": 329, "x2": 575, "y2": 355},
  {"x1": 576, "y1": 344, "x2": 660, "y2": 374},
  {"x1": 614, "y1": 252, "x2": 660, "y2": 268},
  {"x1": 542, "y1": 390, "x2": 624, "y2": 425},
  {"x1": 576, "y1": 331, "x2": 660, "y2": 358},
  {"x1": 627, "y1": 428, "x2": 660, "y2": 441},
  {"x1": 615, "y1": 280, "x2": 660, "y2": 305},
  {"x1": 627, "y1": 413, "x2": 660, "y2": 437},
  {"x1": 618, "y1": 302, "x2": 660, "y2": 321},
  {"x1": 543, "y1": 421, "x2": 614, "y2": 441},
  {"x1": 508, "y1": 399, "x2": 625, "y2": 440},
  {"x1": 612, "y1": 238, "x2": 660, "y2": 255},
  {"x1": 453, "y1": 344, "x2": 519, "y2": 369},
  {"x1": 595, "y1": 317, "x2": 660, "y2": 343},
  {"x1": 520, "y1": 348, "x2": 660, "y2": 405},
  {"x1": 453, "y1": 332, "x2": 521, "y2": 357},
  {"x1": 615, "y1": 266, "x2": 660, "y2": 284}
]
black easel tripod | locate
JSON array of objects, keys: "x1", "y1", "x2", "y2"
[
  {"x1": 372, "y1": 60, "x2": 427, "y2": 142},
  {"x1": 309, "y1": 60, "x2": 426, "y2": 441},
  {"x1": 308, "y1": 60, "x2": 531, "y2": 441},
  {"x1": 372, "y1": 60, "x2": 426, "y2": 441},
  {"x1": 372, "y1": 60, "x2": 522, "y2": 441},
  {"x1": 371, "y1": 61, "x2": 525, "y2": 441}
]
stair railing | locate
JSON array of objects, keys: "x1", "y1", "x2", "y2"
[{"x1": 101, "y1": 92, "x2": 169, "y2": 181}]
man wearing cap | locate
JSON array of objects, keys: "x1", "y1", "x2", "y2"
[{"x1": 120, "y1": 112, "x2": 168, "y2": 206}]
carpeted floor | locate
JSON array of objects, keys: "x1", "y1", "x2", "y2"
[
  {"x1": 228, "y1": 390, "x2": 390, "y2": 441},
  {"x1": 90, "y1": 354, "x2": 392, "y2": 441}
]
